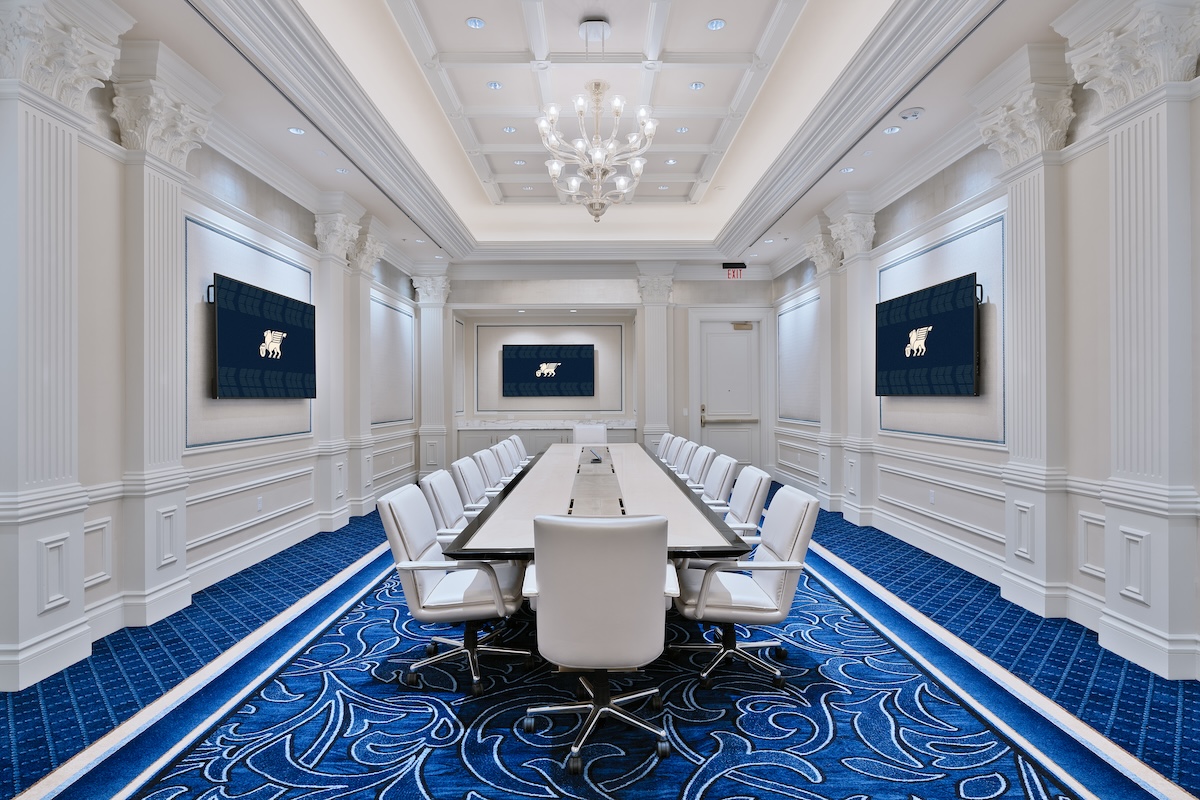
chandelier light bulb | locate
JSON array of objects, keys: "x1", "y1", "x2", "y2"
[{"x1": 544, "y1": 104, "x2": 560, "y2": 123}]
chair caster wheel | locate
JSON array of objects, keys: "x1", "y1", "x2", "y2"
[
  {"x1": 470, "y1": 682, "x2": 485, "y2": 697},
  {"x1": 425, "y1": 643, "x2": 439, "y2": 657},
  {"x1": 651, "y1": 693, "x2": 663, "y2": 712},
  {"x1": 656, "y1": 739, "x2": 671, "y2": 758},
  {"x1": 522, "y1": 716, "x2": 536, "y2": 733},
  {"x1": 566, "y1": 755, "x2": 583, "y2": 775},
  {"x1": 772, "y1": 675, "x2": 787, "y2": 689},
  {"x1": 700, "y1": 677, "x2": 713, "y2": 690},
  {"x1": 403, "y1": 671, "x2": 421, "y2": 687},
  {"x1": 773, "y1": 646, "x2": 789, "y2": 659}
]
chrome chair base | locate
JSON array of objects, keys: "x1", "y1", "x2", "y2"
[
  {"x1": 525, "y1": 672, "x2": 670, "y2": 774},
  {"x1": 671, "y1": 622, "x2": 788, "y2": 688},
  {"x1": 402, "y1": 621, "x2": 529, "y2": 694}
]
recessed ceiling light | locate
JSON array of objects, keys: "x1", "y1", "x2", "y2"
[
  {"x1": 522, "y1": 185, "x2": 533, "y2": 191},
  {"x1": 414, "y1": 239, "x2": 425, "y2": 244},
  {"x1": 502, "y1": 126, "x2": 517, "y2": 133},
  {"x1": 487, "y1": 81, "x2": 502, "y2": 90},
  {"x1": 883, "y1": 126, "x2": 901, "y2": 135},
  {"x1": 749, "y1": 254, "x2": 758, "y2": 258},
  {"x1": 335, "y1": 167, "x2": 349, "y2": 174},
  {"x1": 513, "y1": 159, "x2": 526, "y2": 166},
  {"x1": 570, "y1": 309, "x2": 577, "y2": 313},
  {"x1": 658, "y1": 185, "x2": 669, "y2": 190},
  {"x1": 676, "y1": 126, "x2": 689, "y2": 134},
  {"x1": 665, "y1": 158, "x2": 677, "y2": 165},
  {"x1": 466, "y1": 17, "x2": 484, "y2": 29},
  {"x1": 899, "y1": 107, "x2": 924, "y2": 121},
  {"x1": 517, "y1": 309, "x2": 526, "y2": 313},
  {"x1": 287, "y1": 127, "x2": 305, "y2": 135},
  {"x1": 707, "y1": 18, "x2": 726, "y2": 31},
  {"x1": 689, "y1": 81, "x2": 705, "y2": 91},
  {"x1": 435, "y1": 255, "x2": 444, "y2": 259},
  {"x1": 840, "y1": 167, "x2": 854, "y2": 174},
  {"x1": 862, "y1": 150, "x2": 874, "y2": 157},
  {"x1": 764, "y1": 239, "x2": 774, "y2": 244},
  {"x1": 315, "y1": 149, "x2": 327, "y2": 157}
]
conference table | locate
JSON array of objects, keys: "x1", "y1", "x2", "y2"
[{"x1": 443, "y1": 443, "x2": 750, "y2": 561}]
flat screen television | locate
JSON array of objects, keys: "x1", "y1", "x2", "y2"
[
  {"x1": 212, "y1": 273, "x2": 316, "y2": 398},
  {"x1": 876, "y1": 272, "x2": 979, "y2": 396},
  {"x1": 502, "y1": 344, "x2": 595, "y2": 397}
]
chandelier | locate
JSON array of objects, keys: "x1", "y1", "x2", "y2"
[{"x1": 536, "y1": 77, "x2": 658, "y2": 222}]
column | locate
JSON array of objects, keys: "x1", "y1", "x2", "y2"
[
  {"x1": 1056, "y1": 0, "x2": 1200, "y2": 678},
  {"x1": 970, "y1": 44, "x2": 1075, "y2": 617},
  {"x1": 829, "y1": 206, "x2": 876, "y2": 526},
  {"x1": 0, "y1": 0, "x2": 132, "y2": 689},
  {"x1": 111, "y1": 40, "x2": 219, "y2": 627},
  {"x1": 637, "y1": 272, "x2": 673, "y2": 450},
  {"x1": 802, "y1": 229, "x2": 843, "y2": 507},
  {"x1": 413, "y1": 274, "x2": 450, "y2": 478},
  {"x1": 313, "y1": 198, "x2": 364, "y2": 523}
]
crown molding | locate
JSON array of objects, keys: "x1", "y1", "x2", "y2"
[
  {"x1": 868, "y1": 116, "x2": 988, "y2": 212},
  {"x1": 204, "y1": 115, "x2": 322, "y2": 212}
]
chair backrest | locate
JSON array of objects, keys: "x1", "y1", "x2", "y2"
[
  {"x1": 491, "y1": 442, "x2": 518, "y2": 476},
  {"x1": 499, "y1": 437, "x2": 523, "y2": 468},
  {"x1": 655, "y1": 433, "x2": 675, "y2": 458},
  {"x1": 700, "y1": 454, "x2": 737, "y2": 504},
  {"x1": 572, "y1": 422, "x2": 608, "y2": 443},
  {"x1": 725, "y1": 465, "x2": 772, "y2": 528},
  {"x1": 508, "y1": 434, "x2": 529, "y2": 460},
  {"x1": 532, "y1": 514, "x2": 668, "y2": 670},
  {"x1": 451, "y1": 456, "x2": 490, "y2": 506},
  {"x1": 685, "y1": 445, "x2": 716, "y2": 485},
  {"x1": 662, "y1": 436, "x2": 686, "y2": 466},
  {"x1": 751, "y1": 485, "x2": 820, "y2": 615},
  {"x1": 377, "y1": 485, "x2": 445, "y2": 612},
  {"x1": 419, "y1": 469, "x2": 467, "y2": 530},
  {"x1": 473, "y1": 448, "x2": 506, "y2": 488},
  {"x1": 672, "y1": 440, "x2": 698, "y2": 472}
]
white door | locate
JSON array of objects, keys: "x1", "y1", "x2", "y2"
[{"x1": 697, "y1": 320, "x2": 760, "y2": 466}]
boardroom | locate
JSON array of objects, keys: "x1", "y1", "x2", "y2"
[{"x1": 3, "y1": 0, "x2": 1200, "y2": 797}]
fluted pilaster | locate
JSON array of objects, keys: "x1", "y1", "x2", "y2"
[
  {"x1": 414, "y1": 272, "x2": 450, "y2": 476},
  {"x1": 637, "y1": 271, "x2": 674, "y2": 449}
]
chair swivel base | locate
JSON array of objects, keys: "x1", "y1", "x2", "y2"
[
  {"x1": 403, "y1": 621, "x2": 529, "y2": 696},
  {"x1": 524, "y1": 671, "x2": 670, "y2": 774},
  {"x1": 671, "y1": 621, "x2": 789, "y2": 689}
]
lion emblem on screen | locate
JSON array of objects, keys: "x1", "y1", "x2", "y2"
[
  {"x1": 535, "y1": 362, "x2": 561, "y2": 378},
  {"x1": 260, "y1": 329, "x2": 287, "y2": 359},
  {"x1": 905, "y1": 325, "x2": 932, "y2": 357}
]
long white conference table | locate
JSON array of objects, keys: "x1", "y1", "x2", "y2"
[{"x1": 443, "y1": 443, "x2": 750, "y2": 561}]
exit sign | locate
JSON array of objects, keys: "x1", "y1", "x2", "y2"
[{"x1": 725, "y1": 268, "x2": 743, "y2": 279}]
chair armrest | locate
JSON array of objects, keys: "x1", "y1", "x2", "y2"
[
  {"x1": 663, "y1": 562, "x2": 679, "y2": 598},
  {"x1": 395, "y1": 559, "x2": 510, "y2": 617},
  {"x1": 464, "y1": 501, "x2": 489, "y2": 511},
  {"x1": 483, "y1": 488, "x2": 502, "y2": 497},
  {"x1": 708, "y1": 503, "x2": 730, "y2": 515},
  {"x1": 692, "y1": 559, "x2": 805, "y2": 616},
  {"x1": 463, "y1": 509, "x2": 481, "y2": 520},
  {"x1": 725, "y1": 521, "x2": 757, "y2": 532},
  {"x1": 522, "y1": 563, "x2": 538, "y2": 598}
]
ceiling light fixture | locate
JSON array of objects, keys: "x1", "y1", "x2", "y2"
[
  {"x1": 287, "y1": 127, "x2": 305, "y2": 135},
  {"x1": 883, "y1": 126, "x2": 901, "y2": 135},
  {"x1": 536, "y1": 20, "x2": 657, "y2": 222},
  {"x1": 707, "y1": 19, "x2": 726, "y2": 31},
  {"x1": 840, "y1": 167, "x2": 854, "y2": 173},
  {"x1": 689, "y1": 81, "x2": 705, "y2": 91},
  {"x1": 335, "y1": 167, "x2": 349, "y2": 174},
  {"x1": 502, "y1": 126, "x2": 517, "y2": 133},
  {"x1": 899, "y1": 107, "x2": 924, "y2": 121},
  {"x1": 513, "y1": 159, "x2": 526, "y2": 166},
  {"x1": 466, "y1": 17, "x2": 484, "y2": 29},
  {"x1": 487, "y1": 81, "x2": 503, "y2": 90},
  {"x1": 676, "y1": 126, "x2": 689, "y2": 134},
  {"x1": 665, "y1": 158, "x2": 677, "y2": 165}
]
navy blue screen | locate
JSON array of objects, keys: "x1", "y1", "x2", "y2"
[
  {"x1": 875, "y1": 273, "x2": 978, "y2": 396},
  {"x1": 213, "y1": 273, "x2": 316, "y2": 398},
  {"x1": 502, "y1": 344, "x2": 594, "y2": 397}
]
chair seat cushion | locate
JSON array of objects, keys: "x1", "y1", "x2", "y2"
[
  {"x1": 676, "y1": 567, "x2": 778, "y2": 619},
  {"x1": 424, "y1": 562, "x2": 523, "y2": 616}
]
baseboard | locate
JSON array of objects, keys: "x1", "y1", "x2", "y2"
[
  {"x1": 861, "y1": 507, "x2": 1006, "y2": 585},
  {"x1": 999, "y1": 569, "x2": 1073, "y2": 618},
  {"x1": 119, "y1": 575, "x2": 194, "y2": 628},
  {"x1": 1099, "y1": 608, "x2": 1200, "y2": 681},
  {"x1": 0, "y1": 617, "x2": 93, "y2": 692},
  {"x1": 185, "y1": 513, "x2": 323, "y2": 595}
]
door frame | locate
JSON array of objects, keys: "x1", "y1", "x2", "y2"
[{"x1": 687, "y1": 307, "x2": 776, "y2": 470}]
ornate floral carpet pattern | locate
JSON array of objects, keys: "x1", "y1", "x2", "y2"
[{"x1": 89, "y1": 560, "x2": 1148, "y2": 800}]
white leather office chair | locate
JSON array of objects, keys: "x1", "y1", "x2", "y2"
[
  {"x1": 672, "y1": 485, "x2": 818, "y2": 688},
  {"x1": 682, "y1": 445, "x2": 716, "y2": 490},
  {"x1": 377, "y1": 485, "x2": 528, "y2": 695},
  {"x1": 572, "y1": 422, "x2": 607, "y2": 444},
  {"x1": 498, "y1": 437, "x2": 528, "y2": 470},
  {"x1": 473, "y1": 448, "x2": 513, "y2": 489},
  {"x1": 670, "y1": 440, "x2": 698, "y2": 476},
  {"x1": 522, "y1": 514, "x2": 675, "y2": 773},
  {"x1": 450, "y1": 456, "x2": 499, "y2": 510},
  {"x1": 418, "y1": 469, "x2": 477, "y2": 546},
  {"x1": 491, "y1": 441, "x2": 521, "y2": 478},
  {"x1": 654, "y1": 433, "x2": 675, "y2": 459},
  {"x1": 506, "y1": 434, "x2": 533, "y2": 465},
  {"x1": 709, "y1": 465, "x2": 772, "y2": 543},
  {"x1": 660, "y1": 435, "x2": 686, "y2": 467},
  {"x1": 695, "y1": 453, "x2": 736, "y2": 506}
]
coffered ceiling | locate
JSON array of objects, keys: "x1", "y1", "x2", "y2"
[{"x1": 113, "y1": 0, "x2": 1077, "y2": 276}]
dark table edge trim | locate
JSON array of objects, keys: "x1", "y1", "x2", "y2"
[{"x1": 442, "y1": 443, "x2": 751, "y2": 561}]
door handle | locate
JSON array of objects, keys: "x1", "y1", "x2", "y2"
[{"x1": 700, "y1": 404, "x2": 706, "y2": 428}]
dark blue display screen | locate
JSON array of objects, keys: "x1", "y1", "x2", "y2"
[
  {"x1": 502, "y1": 344, "x2": 595, "y2": 397},
  {"x1": 876, "y1": 273, "x2": 978, "y2": 396},
  {"x1": 213, "y1": 273, "x2": 316, "y2": 398}
]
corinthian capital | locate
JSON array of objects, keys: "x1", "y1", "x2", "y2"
[
  {"x1": 314, "y1": 214, "x2": 361, "y2": 261},
  {"x1": 412, "y1": 275, "x2": 451, "y2": 305},
  {"x1": 637, "y1": 275, "x2": 673, "y2": 305},
  {"x1": 978, "y1": 84, "x2": 1075, "y2": 169},
  {"x1": 349, "y1": 233, "x2": 385, "y2": 274},
  {"x1": 830, "y1": 214, "x2": 875, "y2": 258},
  {"x1": 802, "y1": 234, "x2": 841, "y2": 275},
  {"x1": 0, "y1": 1, "x2": 127, "y2": 114},
  {"x1": 111, "y1": 84, "x2": 210, "y2": 169},
  {"x1": 1059, "y1": 1, "x2": 1200, "y2": 116}
]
